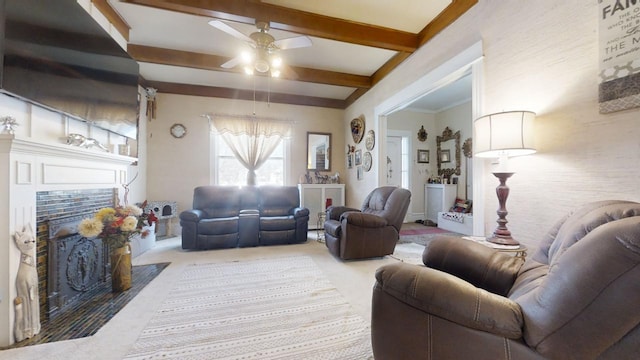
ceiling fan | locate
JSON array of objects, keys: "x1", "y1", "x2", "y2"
[{"x1": 209, "y1": 20, "x2": 312, "y2": 77}]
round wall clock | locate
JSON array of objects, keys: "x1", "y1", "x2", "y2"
[
  {"x1": 170, "y1": 123, "x2": 187, "y2": 138},
  {"x1": 363, "y1": 151, "x2": 372, "y2": 172}
]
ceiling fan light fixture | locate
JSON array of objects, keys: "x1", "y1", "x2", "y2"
[
  {"x1": 254, "y1": 59, "x2": 270, "y2": 73},
  {"x1": 271, "y1": 56, "x2": 282, "y2": 68},
  {"x1": 254, "y1": 49, "x2": 270, "y2": 73},
  {"x1": 240, "y1": 51, "x2": 254, "y2": 64},
  {"x1": 210, "y1": 18, "x2": 312, "y2": 79}
]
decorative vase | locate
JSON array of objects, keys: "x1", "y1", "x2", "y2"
[{"x1": 110, "y1": 244, "x2": 132, "y2": 292}]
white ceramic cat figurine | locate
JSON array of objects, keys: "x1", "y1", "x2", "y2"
[{"x1": 13, "y1": 224, "x2": 40, "y2": 342}]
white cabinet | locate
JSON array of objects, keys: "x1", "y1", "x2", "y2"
[
  {"x1": 299, "y1": 184, "x2": 345, "y2": 229},
  {"x1": 425, "y1": 184, "x2": 457, "y2": 223}
]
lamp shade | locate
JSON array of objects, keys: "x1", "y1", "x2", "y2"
[{"x1": 474, "y1": 111, "x2": 536, "y2": 158}]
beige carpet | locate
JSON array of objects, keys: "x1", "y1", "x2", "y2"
[
  {"x1": 0, "y1": 231, "x2": 418, "y2": 360},
  {"x1": 123, "y1": 256, "x2": 373, "y2": 360}
]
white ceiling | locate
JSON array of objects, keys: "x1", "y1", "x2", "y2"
[
  {"x1": 107, "y1": 0, "x2": 474, "y2": 109},
  {"x1": 404, "y1": 74, "x2": 472, "y2": 113}
]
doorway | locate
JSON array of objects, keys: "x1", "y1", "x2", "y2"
[
  {"x1": 374, "y1": 41, "x2": 484, "y2": 235},
  {"x1": 386, "y1": 133, "x2": 409, "y2": 189}
]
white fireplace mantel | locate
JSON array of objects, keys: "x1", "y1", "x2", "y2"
[
  {"x1": 0, "y1": 134, "x2": 136, "y2": 166},
  {"x1": 0, "y1": 134, "x2": 137, "y2": 346}
]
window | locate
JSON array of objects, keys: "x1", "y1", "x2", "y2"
[{"x1": 215, "y1": 135, "x2": 287, "y2": 186}]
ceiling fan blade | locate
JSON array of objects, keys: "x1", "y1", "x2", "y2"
[
  {"x1": 221, "y1": 55, "x2": 243, "y2": 69},
  {"x1": 208, "y1": 20, "x2": 253, "y2": 43},
  {"x1": 273, "y1": 36, "x2": 312, "y2": 50}
]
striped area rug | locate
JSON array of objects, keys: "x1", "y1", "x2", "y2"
[{"x1": 124, "y1": 256, "x2": 373, "y2": 360}]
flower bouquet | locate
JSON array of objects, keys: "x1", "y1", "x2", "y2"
[
  {"x1": 78, "y1": 204, "x2": 150, "y2": 292},
  {"x1": 78, "y1": 204, "x2": 149, "y2": 249}
]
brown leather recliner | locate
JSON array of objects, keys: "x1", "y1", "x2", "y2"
[
  {"x1": 324, "y1": 186, "x2": 411, "y2": 260},
  {"x1": 372, "y1": 200, "x2": 640, "y2": 359}
]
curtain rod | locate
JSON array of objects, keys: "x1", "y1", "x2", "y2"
[{"x1": 201, "y1": 113, "x2": 297, "y2": 124}]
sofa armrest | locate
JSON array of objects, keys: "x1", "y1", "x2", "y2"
[
  {"x1": 324, "y1": 219, "x2": 341, "y2": 237},
  {"x1": 375, "y1": 263, "x2": 523, "y2": 339},
  {"x1": 293, "y1": 207, "x2": 310, "y2": 218},
  {"x1": 342, "y1": 212, "x2": 388, "y2": 228},
  {"x1": 326, "y1": 206, "x2": 359, "y2": 221},
  {"x1": 422, "y1": 236, "x2": 525, "y2": 296},
  {"x1": 179, "y1": 209, "x2": 205, "y2": 222}
]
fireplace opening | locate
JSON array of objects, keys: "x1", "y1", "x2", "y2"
[{"x1": 47, "y1": 215, "x2": 109, "y2": 318}]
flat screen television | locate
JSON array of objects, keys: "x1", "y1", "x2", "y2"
[{"x1": 0, "y1": 0, "x2": 140, "y2": 138}]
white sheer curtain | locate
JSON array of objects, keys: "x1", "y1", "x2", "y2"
[{"x1": 209, "y1": 114, "x2": 292, "y2": 185}]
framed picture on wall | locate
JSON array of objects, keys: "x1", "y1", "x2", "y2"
[
  {"x1": 357, "y1": 166, "x2": 363, "y2": 180},
  {"x1": 355, "y1": 149, "x2": 362, "y2": 165},
  {"x1": 347, "y1": 153, "x2": 354, "y2": 169},
  {"x1": 417, "y1": 149, "x2": 429, "y2": 163},
  {"x1": 440, "y1": 149, "x2": 451, "y2": 163}
]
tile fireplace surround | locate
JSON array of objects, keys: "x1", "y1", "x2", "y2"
[{"x1": 0, "y1": 134, "x2": 137, "y2": 347}]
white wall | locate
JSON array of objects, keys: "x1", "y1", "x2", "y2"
[
  {"x1": 344, "y1": 0, "x2": 640, "y2": 250},
  {"x1": 146, "y1": 94, "x2": 345, "y2": 234}
]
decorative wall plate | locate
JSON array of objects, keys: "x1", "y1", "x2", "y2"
[
  {"x1": 365, "y1": 130, "x2": 375, "y2": 150},
  {"x1": 350, "y1": 115, "x2": 365, "y2": 144},
  {"x1": 363, "y1": 151, "x2": 372, "y2": 172},
  {"x1": 170, "y1": 123, "x2": 187, "y2": 138}
]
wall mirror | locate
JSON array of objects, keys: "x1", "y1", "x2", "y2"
[
  {"x1": 436, "y1": 127, "x2": 461, "y2": 179},
  {"x1": 307, "y1": 132, "x2": 331, "y2": 171}
]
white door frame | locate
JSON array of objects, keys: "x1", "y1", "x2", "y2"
[{"x1": 374, "y1": 41, "x2": 485, "y2": 236}]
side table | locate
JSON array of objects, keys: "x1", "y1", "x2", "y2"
[
  {"x1": 316, "y1": 212, "x2": 326, "y2": 242},
  {"x1": 495, "y1": 245, "x2": 527, "y2": 259},
  {"x1": 462, "y1": 236, "x2": 527, "y2": 259}
]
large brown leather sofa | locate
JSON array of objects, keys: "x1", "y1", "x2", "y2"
[
  {"x1": 180, "y1": 185, "x2": 309, "y2": 250},
  {"x1": 324, "y1": 186, "x2": 411, "y2": 260},
  {"x1": 372, "y1": 200, "x2": 640, "y2": 359}
]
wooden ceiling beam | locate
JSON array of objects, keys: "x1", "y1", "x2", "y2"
[
  {"x1": 418, "y1": 0, "x2": 478, "y2": 46},
  {"x1": 119, "y1": 0, "x2": 418, "y2": 52},
  {"x1": 91, "y1": 0, "x2": 130, "y2": 41},
  {"x1": 127, "y1": 44, "x2": 371, "y2": 89},
  {"x1": 148, "y1": 80, "x2": 347, "y2": 109}
]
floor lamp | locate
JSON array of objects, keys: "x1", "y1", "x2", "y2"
[{"x1": 474, "y1": 111, "x2": 536, "y2": 246}]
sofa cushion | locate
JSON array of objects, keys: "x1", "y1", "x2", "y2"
[
  {"x1": 193, "y1": 186, "x2": 242, "y2": 218},
  {"x1": 198, "y1": 217, "x2": 238, "y2": 235},
  {"x1": 260, "y1": 216, "x2": 295, "y2": 231},
  {"x1": 259, "y1": 186, "x2": 299, "y2": 216}
]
